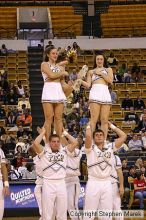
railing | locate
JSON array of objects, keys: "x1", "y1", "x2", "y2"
[
  {"x1": 0, "y1": 0, "x2": 71, "y2": 6},
  {"x1": 1, "y1": 24, "x2": 146, "y2": 40}
]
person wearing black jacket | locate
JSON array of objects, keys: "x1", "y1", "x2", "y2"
[
  {"x1": 134, "y1": 96, "x2": 145, "y2": 110},
  {"x1": 122, "y1": 94, "x2": 133, "y2": 110}
]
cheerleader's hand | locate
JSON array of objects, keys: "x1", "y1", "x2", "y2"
[
  {"x1": 63, "y1": 71, "x2": 69, "y2": 77},
  {"x1": 58, "y1": 60, "x2": 68, "y2": 66},
  {"x1": 95, "y1": 69, "x2": 102, "y2": 76},
  {"x1": 41, "y1": 127, "x2": 46, "y2": 135},
  {"x1": 68, "y1": 80, "x2": 73, "y2": 86}
]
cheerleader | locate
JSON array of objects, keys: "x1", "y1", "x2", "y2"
[
  {"x1": 41, "y1": 45, "x2": 68, "y2": 143},
  {"x1": 80, "y1": 54, "x2": 113, "y2": 138}
]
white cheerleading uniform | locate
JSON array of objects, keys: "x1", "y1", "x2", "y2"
[
  {"x1": 111, "y1": 155, "x2": 123, "y2": 220},
  {"x1": 41, "y1": 62, "x2": 67, "y2": 103},
  {"x1": 84, "y1": 142, "x2": 117, "y2": 220},
  {"x1": 66, "y1": 149, "x2": 82, "y2": 220},
  {"x1": 39, "y1": 147, "x2": 68, "y2": 220},
  {"x1": 0, "y1": 149, "x2": 6, "y2": 220},
  {"x1": 34, "y1": 155, "x2": 43, "y2": 220},
  {"x1": 89, "y1": 68, "x2": 112, "y2": 105}
]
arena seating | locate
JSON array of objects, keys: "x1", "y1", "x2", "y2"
[
  {"x1": 100, "y1": 4, "x2": 146, "y2": 37},
  {"x1": 49, "y1": 6, "x2": 83, "y2": 37},
  {"x1": 0, "y1": 7, "x2": 17, "y2": 39}
]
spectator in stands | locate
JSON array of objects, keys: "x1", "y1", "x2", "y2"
[
  {"x1": 0, "y1": 78, "x2": 9, "y2": 93},
  {"x1": 137, "y1": 114, "x2": 146, "y2": 132},
  {"x1": 0, "y1": 103, "x2": 6, "y2": 119},
  {"x1": 0, "y1": 44, "x2": 8, "y2": 55},
  {"x1": 66, "y1": 108, "x2": 79, "y2": 124},
  {"x1": 0, "y1": 87, "x2": 4, "y2": 102},
  {"x1": 69, "y1": 68, "x2": 78, "y2": 81},
  {"x1": 6, "y1": 89, "x2": 17, "y2": 105},
  {"x1": 107, "y1": 52, "x2": 118, "y2": 66},
  {"x1": 45, "y1": 41, "x2": 53, "y2": 49},
  {"x1": 11, "y1": 152, "x2": 24, "y2": 168},
  {"x1": 17, "y1": 95, "x2": 31, "y2": 110},
  {"x1": 15, "y1": 145, "x2": 23, "y2": 154},
  {"x1": 109, "y1": 86, "x2": 117, "y2": 104},
  {"x1": 17, "y1": 126, "x2": 24, "y2": 138},
  {"x1": 19, "y1": 110, "x2": 32, "y2": 127},
  {"x1": 0, "y1": 126, "x2": 6, "y2": 137},
  {"x1": 140, "y1": 109, "x2": 146, "y2": 121},
  {"x1": 72, "y1": 42, "x2": 81, "y2": 55},
  {"x1": 6, "y1": 111, "x2": 16, "y2": 127},
  {"x1": 112, "y1": 66, "x2": 122, "y2": 83},
  {"x1": 124, "y1": 107, "x2": 139, "y2": 124},
  {"x1": 79, "y1": 113, "x2": 89, "y2": 127},
  {"x1": 18, "y1": 159, "x2": 27, "y2": 177},
  {"x1": 128, "y1": 134, "x2": 143, "y2": 151},
  {"x1": 142, "y1": 131, "x2": 146, "y2": 149},
  {"x1": 135, "y1": 158, "x2": 144, "y2": 172},
  {"x1": 123, "y1": 69, "x2": 132, "y2": 83},
  {"x1": 66, "y1": 46, "x2": 71, "y2": 53},
  {"x1": 134, "y1": 96, "x2": 145, "y2": 110},
  {"x1": 119, "y1": 63, "x2": 127, "y2": 77},
  {"x1": 134, "y1": 171, "x2": 146, "y2": 209},
  {"x1": 22, "y1": 164, "x2": 36, "y2": 179},
  {"x1": 131, "y1": 62, "x2": 140, "y2": 82},
  {"x1": 16, "y1": 80, "x2": 25, "y2": 98},
  {"x1": 141, "y1": 166, "x2": 146, "y2": 176},
  {"x1": 123, "y1": 166, "x2": 136, "y2": 208},
  {"x1": 121, "y1": 94, "x2": 133, "y2": 110},
  {"x1": 15, "y1": 137, "x2": 25, "y2": 153}
]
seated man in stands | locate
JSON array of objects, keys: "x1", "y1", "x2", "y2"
[
  {"x1": 0, "y1": 102, "x2": 6, "y2": 119},
  {"x1": 109, "y1": 86, "x2": 117, "y2": 104},
  {"x1": 0, "y1": 44, "x2": 8, "y2": 55},
  {"x1": 128, "y1": 134, "x2": 143, "y2": 151},
  {"x1": 123, "y1": 165, "x2": 136, "y2": 208},
  {"x1": 124, "y1": 107, "x2": 139, "y2": 125},
  {"x1": 17, "y1": 95, "x2": 31, "y2": 110},
  {"x1": 122, "y1": 94, "x2": 133, "y2": 110},
  {"x1": 6, "y1": 89, "x2": 17, "y2": 105},
  {"x1": 136, "y1": 114, "x2": 146, "y2": 132},
  {"x1": 134, "y1": 95, "x2": 145, "y2": 110},
  {"x1": 6, "y1": 111, "x2": 16, "y2": 127}
]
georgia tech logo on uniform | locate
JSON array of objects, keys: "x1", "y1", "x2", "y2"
[
  {"x1": 47, "y1": 153, "x2": 64, "y2": 162},
  {"x1": 103, "y1": 152, "x2": 111, "y2": 159}
]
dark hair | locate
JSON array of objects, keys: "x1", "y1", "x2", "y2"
[
  {"x1": 93, "y1": 53, "x2": 108, "y2": 69},
  {"x1": 93, "y1": 129, "x2": 104, "y2": 138},
  {"x1": 49, "y1": 134, "x2": 60, "y2": 141},
  {"x1": 136, "y1": 171, "x2": 143, "y2": 180},
  {"x1": 44, "y1": 45, "x2": 56, "y2": 62},
  {"x1": 57, "y1": 49, "x2": 67, "y2": 63}
]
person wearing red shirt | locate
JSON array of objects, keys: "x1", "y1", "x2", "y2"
[{"x1": 134, "y1": 171, "x2": 146, "y2": 209}]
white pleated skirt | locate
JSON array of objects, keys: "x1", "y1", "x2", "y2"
[
  {"x1": 89, "y1": 84, "x2": 112, "y2": 105},
  {"x1": 41, "y1": 82, "x2": 67, "y2": 103}
]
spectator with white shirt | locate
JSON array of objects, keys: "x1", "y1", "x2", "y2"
[
  {"x1": 128, "y1": 134, "x2": 143, "y2": 151},
  {"x1": 142, "y1": 131, "x2": 146, "y2": 149},
  {"x1": 17, "y1": 95, "x2": 31, "y2": 110},
  {"x1": 22, "y1": 164, "x2": 36, "y2": 179}
]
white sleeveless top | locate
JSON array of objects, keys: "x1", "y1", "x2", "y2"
[
  {"x1": 18, "y1": 86, "x2": 25, "y2": 95},
  {"x1": 42, "y1": 62, "x2": 61, "y2": 82}
]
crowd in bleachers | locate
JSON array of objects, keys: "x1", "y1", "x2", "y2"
[{"x1": 0, "y1": 43, "x2": 146, "y2": 208}]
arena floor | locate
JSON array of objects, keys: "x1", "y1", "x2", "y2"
[{"x1": 3, "y1": 214, "x2": 146, "y2": 220}]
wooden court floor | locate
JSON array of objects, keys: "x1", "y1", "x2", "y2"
[{"x1": 3, "y1": 213, "x2": 146, "y2": 220}]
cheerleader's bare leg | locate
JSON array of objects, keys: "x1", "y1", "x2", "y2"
[
  {"x1": 89, "y1": 102, "x2": 101, "y2": 132},
  {"x1": 42, "y1": 103, "x2": 54, "y2": 143},
  {"x1": 54, "y1": 103, "x2": 64, "y2": 138},
  {"x1": 100, "y1": 104, "x2": 111, "y2": 139}
]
